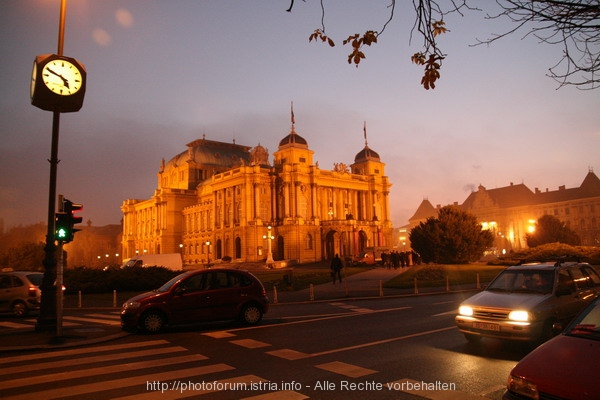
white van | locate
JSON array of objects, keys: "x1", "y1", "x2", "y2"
[{"x1": 122, "y1": 253, "x2": 183, "y2": 271}]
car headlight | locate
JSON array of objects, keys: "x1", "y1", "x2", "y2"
[
  {"x1": 122, "y1": 301, "x2": 141, "y2": 311},
  {"x1": 507, "y1": 374, "x2": 539, "y2": 400},
  {"x1": 458, "y1": 306, "x2": 474, "y2": 316},
  {"x1": 508, "y1": 310, "x2": 529, "y2": 322}
]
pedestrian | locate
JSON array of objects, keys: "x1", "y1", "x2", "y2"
[{"x1": 330, "y1": 254, "x2": 343, "y2": 284}]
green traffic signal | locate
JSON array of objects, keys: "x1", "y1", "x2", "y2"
[
  {"x1": 54, "y1": 212, "x2": 71, "y2": 241},
  {"x1": 54, "y1": 199, "x2": 83, "y2": 243}
]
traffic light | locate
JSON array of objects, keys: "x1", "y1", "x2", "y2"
[
  {"x1": 54, "y1": 212, "x2": 70, "y2": 241},
  {"x1": 54, "y1": 198, "x2": 83, "y2": 243}
]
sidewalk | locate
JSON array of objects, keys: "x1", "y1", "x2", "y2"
[
  {"x1": 0, "y1": 267, "x2": 474, "y2": 352},
  {"x1": 274, "y1": 266, "x2": 413, "y2": 303}
]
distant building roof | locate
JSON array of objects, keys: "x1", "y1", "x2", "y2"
[
  {"x1": 409, "y1": 199, "x2": 437, "y2": 222},
  {"x1": 461, "y1": 183, "x2": 536, "y2": 210}
]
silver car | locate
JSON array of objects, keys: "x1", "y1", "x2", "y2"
[
  {"x1": 455, "y1": 261, "x2": 600, "y2": 343},
  {"x1": 0, "y1": 271, "x2": 43, "y2": 317}
]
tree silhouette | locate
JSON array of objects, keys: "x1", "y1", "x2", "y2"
[
  {"x1": 409, "y1": 205, "x2": 494, "y2": 263},
  {"x1": 288, "y1": 0, "x2": 600, "y2": 90},
  {"x1": 526, "y1": 214, "x2": 581, "y2": 247}
]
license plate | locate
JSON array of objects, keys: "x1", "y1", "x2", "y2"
[{"x1": 473, "y1": 322, "x2": 500, "y2": 332}]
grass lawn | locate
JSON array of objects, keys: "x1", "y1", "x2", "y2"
[
  {"x1": 252, "y1": 264, "x2": 373, "y2": 291},
  {"x1": 384, "y1": 263, "x2": 506, "y2": 289}
]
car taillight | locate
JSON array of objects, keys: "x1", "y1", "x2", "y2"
[{"x1": 28, "y1": 286, "x2": 38, "y2": 297}]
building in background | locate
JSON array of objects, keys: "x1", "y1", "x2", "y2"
[
  {"x1": 121, "y1": 117, "x2": 393, "y2": 267},
  {"x1": 404, "y1": 169, "x2": 600, "y2": 253}
]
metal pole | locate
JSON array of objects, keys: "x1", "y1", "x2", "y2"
[
  {"x1": 56, "y1": 241, "x2": 64, "y2": 337},
  {"x1": 36, "y1": 0, "x2": 67, "y2": 332}
]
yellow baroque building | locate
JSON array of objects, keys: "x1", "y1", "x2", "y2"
[{"x1": 121, "y1": 122, "x2": 393, "y2": 267}]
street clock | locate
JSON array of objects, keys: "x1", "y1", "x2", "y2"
[{"x1": 31, "y1": 54, "x2": 86, "y2": 112}]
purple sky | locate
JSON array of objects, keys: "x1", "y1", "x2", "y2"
[{"x1": 1, "y1": 0, "x2": 598, "y2": 231}]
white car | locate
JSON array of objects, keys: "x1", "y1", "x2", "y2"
[{"x1": 455, "y1": 261, "x2": 600, "y2": 343}]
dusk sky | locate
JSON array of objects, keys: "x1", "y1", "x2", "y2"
[{"x1": 1, "y1": 1, "x2": 599, "y2": 232}]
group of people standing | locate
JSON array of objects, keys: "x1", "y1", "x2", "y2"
[{"x1": 381, "y1": 250, "x2": 421, "y2": 269}]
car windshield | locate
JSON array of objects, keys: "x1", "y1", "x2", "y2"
[
  {"x1": 155, "y1": 273, "x2": 187, "y2": 293},
  {"x1": 566, "y1": 300, "x2": 600, "y2": 340},
  {"x1": 487, "y1": 270, "x2": 553, "y2": 294}
]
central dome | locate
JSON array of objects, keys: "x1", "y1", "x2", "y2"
[{"x1": 279, "y1": 127, "x2": 308, "y2": 149}]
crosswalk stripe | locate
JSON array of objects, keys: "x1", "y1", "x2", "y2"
[
  {"x1": 0, "y1": 340, "x2": 170, "y2": 364},
  {"x1": 2, "y1": 346, "x2": 188, "y2": 374},
  {"x1": 0, "y1": 321, "x2": 30, "y2": 329},
  {"x1": 2, "y1": 363, "x2": 235, "y2": 400},
  {"x1": 315, "y1": 361, "x2": 377, "y2": 378},
  {"x1": 63, "y1": 315, "x2": 121, "y2": 325},
  {"x1": 85, "y1": 313, "x2": 120, "y2": 318},
  {"x1": 1, "y1": 354, "x2": 207, "y2": 390},
  {"x1": 242, "y1": 390, "x2": 309, "y2": 400}
]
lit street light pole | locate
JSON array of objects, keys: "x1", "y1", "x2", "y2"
[
  {"x1": 263, "y1": 225, "x2": 275, "y2": 268},
  {"x1": 205, "y1": 241, "x2": 211, "y2": 268}
]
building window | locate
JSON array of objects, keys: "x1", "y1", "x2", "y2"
[{"x1": 306, "y1": 234, "x2": 313, "y2": 250}]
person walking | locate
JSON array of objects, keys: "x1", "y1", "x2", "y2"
[{"x1": 330, "y1": 254, "x2": 343, "y2": 284}]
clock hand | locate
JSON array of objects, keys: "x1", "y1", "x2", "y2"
[{"x1": 46, "y1": 67, "x2": 70, "y2": 88}]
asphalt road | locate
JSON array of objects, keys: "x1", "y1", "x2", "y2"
[{"x1": 1, "y1": 293, "x2": 534, "y2": 399}]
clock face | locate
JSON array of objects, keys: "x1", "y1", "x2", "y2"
[{"x1": 42, "y1": 59, "x2": 83, "y2": 96}]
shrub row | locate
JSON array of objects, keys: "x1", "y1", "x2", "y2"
[
  {"x1": 489, "y1": 243, "x2": 600, "y2": 266},
  {"x1": 63, "y1": 266, "x2": 180, "y2": 294}
]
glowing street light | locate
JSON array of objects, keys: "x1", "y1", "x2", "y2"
[
  {"x1": 205, "y1": 240, "x2": 211, "y2": 268},
  {"x1": 263, "y1": 225, "x2": 275, "y2": 268}
]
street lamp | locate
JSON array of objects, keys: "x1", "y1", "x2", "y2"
[
  {"x1": 205, "y1": 240, "x2": 211, "y2": 268},
  {"x1": 263, "y1": 225, "x2": 275, "y2": 268}
]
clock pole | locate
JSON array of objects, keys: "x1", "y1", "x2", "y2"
[{"x1": 36, "y1": 0, "x2": 67, "y2": 333}]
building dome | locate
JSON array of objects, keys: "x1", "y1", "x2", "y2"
[
  {"x1": 278, "y1": 126, "x2": 308, "y2": 149},
  {"x1": 161, "y1": 138, "x2": 251, "y2": 172},
  {"x1": 354, "y1": 145, "x2": 381, "y2": 163}
]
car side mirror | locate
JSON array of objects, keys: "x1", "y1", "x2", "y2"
[{"x1": 552, "y1": 322, "x2": 564, "y2": 334}]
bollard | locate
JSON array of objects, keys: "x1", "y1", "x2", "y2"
[
  {"x1": 414, "y1": 277, "x2": 418, "y2": 294},
  {"x1": 309, "y1": 283, "x2": 314, "y2": 301},
  {"x1": 477, "y1": 273, "x2": 480, "y2": 289},
  {"x1": 273, "y1": 286, "x2": 278, "y2": 304},
  {"x1": 446, "y1": 276, "x2": 450, "y2": 292},
  {"x1": 379, "y1": 280, "x2": 383, "y2": 297},
  {"x1": 113, "y1": 290, "x2": 117, "y2": 308},
  {"x1": 78, "y1": 290, "x2": 82, "y2": 308}
]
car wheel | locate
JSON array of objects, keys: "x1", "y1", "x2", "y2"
[
  {"x1": 12, "y1": 301, "x2": 28, "y2": 318},
  {"x1": 240, "y1": 304, "x2": 263, "y2": 325},
  {"x1": 141, "y1": 310, "x2": 166, "y2": 333}
]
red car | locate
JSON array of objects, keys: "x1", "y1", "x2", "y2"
[
  {"x1": 503, "y1": 295, "x2": 600, "y2": 400},
  {"x1": 121, "y1": 268, "x2": 269, "y2": 333}
]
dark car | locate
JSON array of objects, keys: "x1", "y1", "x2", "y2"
[
  {"x1": 503, "y1": 295, "x2": 600, "y2": 400},
  {"x1": 456, "y1": 261, "x2": 600, "y2": 342},
  {"x1": 0, "y1": 271, "x2": 43, "y2": 317},
  {"x1": 121, "y1": 268, "x2": 269, "y2": 333}
]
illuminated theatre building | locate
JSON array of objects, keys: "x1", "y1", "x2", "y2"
[{"x1": 121, "y1": 120, "x2": 393, "y2": 266}]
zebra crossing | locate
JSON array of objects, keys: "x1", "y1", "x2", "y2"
[
  {"x1": 0, "y1": 304, "x2": 502, "y2": 399},
  {"x1": 0, "y1": 311, "x2": 121, "y2": 331},
  {"x1": 0, "y1": 335, "x2": 469, "y2": 400},
  {"x1": 0, "y1": 338, "x2": 298, "y2": 400}
]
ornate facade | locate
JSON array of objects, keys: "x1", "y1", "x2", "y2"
[
  {"x1": 121, "y1": 121, "x2": 393, "y2": 266},
  {"x1": 406, "y1": 169, "x2": 600, "y2": 252}
]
